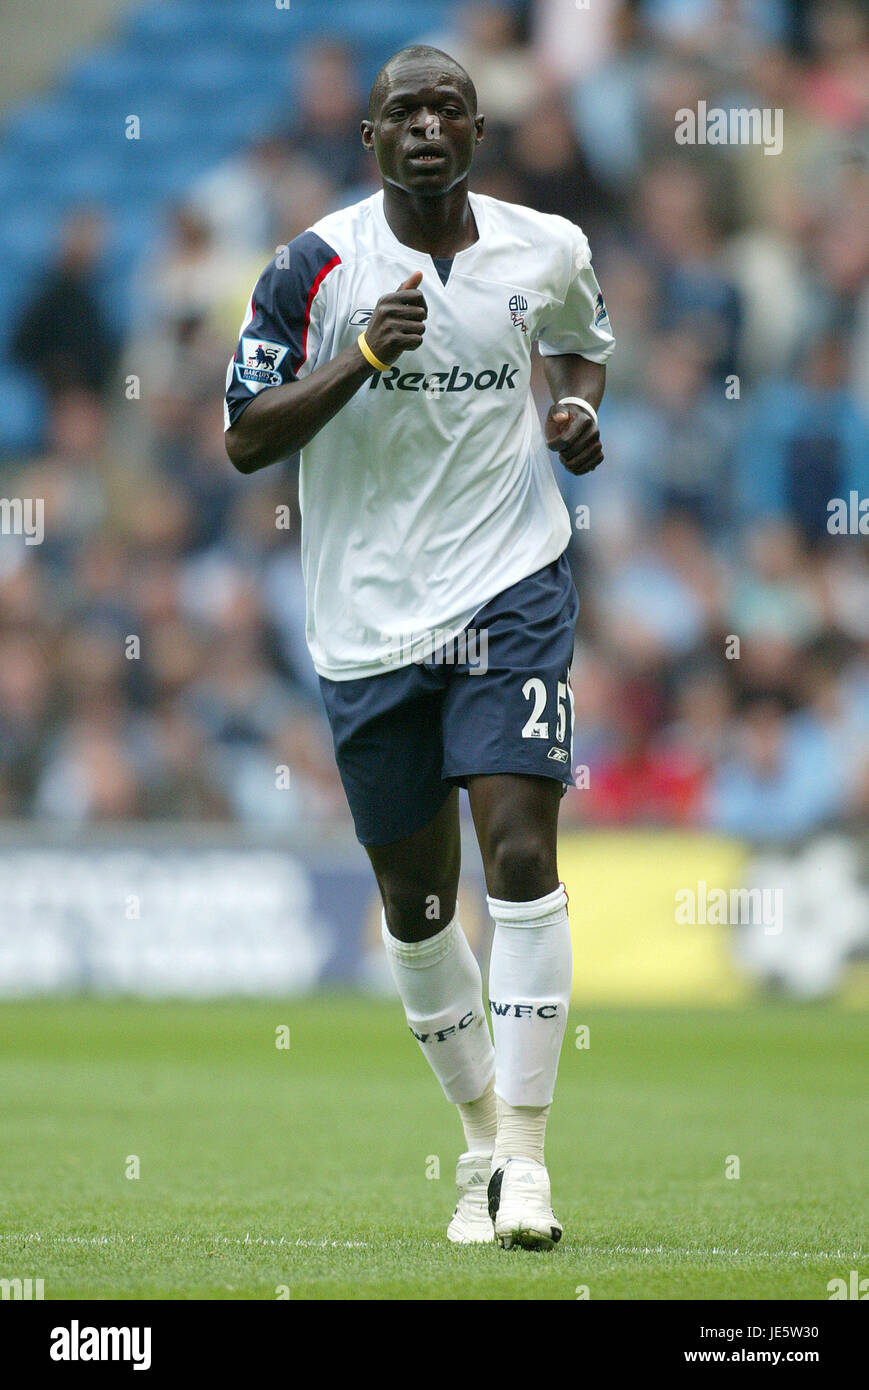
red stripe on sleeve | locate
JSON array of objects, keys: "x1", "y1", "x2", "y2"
[{"x1": 296, "y1": 255, "x2": 341, "y2": 370}]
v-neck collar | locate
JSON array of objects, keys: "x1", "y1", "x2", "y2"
[
  {"x1": 431, "y1": 256, "x2": 454, "y2": 286},
  {"x1": 373, "y1": 189, "x2": 485, "y2": 282}
]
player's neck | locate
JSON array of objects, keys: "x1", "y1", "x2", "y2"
[{"x1": 381, "y1": 181, "x2": 479, "y2": 258}]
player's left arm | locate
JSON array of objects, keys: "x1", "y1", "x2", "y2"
[
  {"x1": 542, "y1": 354, "x2": 606, "y2": 476},
  {"x1": 536, "y1": 221, "x2": 614, "y2": 477}
]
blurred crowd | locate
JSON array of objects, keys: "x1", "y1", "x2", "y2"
[{"x1": 0, "y1": 0, "x2": 867, "y2": 840}]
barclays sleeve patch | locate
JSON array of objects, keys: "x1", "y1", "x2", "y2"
[{"x1": 235, "y1": 337, "x2": 290, "y2": 393}]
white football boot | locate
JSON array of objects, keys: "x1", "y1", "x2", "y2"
[
  {"x1": 447, "y1": 1151, "x2": 496, "y2": 1244},
  {"x1": 487, "y1": 1157, "x2": 563, "y2": 1250}
]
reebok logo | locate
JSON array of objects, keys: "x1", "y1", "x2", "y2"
[
  {"x1": 369, "y1": 364, "x2": 519, "y2": 392},
  {"x1": 489, "y1": 1001, "x2": 559, "y2": 1019}
]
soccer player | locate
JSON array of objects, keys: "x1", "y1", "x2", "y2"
[{"x1": 224, "y1": 46, "x2": 614, "y2": 1249}]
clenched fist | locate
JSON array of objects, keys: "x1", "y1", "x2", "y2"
[
  {"x1": 544, "y1": 403, "x2": 604, "y2": 476},
  {"x1": 363, "y1": 272, "x2": 428, "y2": 366}
]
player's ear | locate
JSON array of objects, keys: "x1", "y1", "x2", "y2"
[
  {"x1": 474, "y1": 113, "x2": 485, "y2": 144},
  {"x1": 360, "y1": 120, "x2": 375, "y2": 150}
]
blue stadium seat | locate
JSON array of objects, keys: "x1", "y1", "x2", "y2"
[
  {"x1": 102, "y1": 204, "x2": 162, "y2": 268},
  {"x1": 0, "y1": 365, "x2": 46, "y2": 456},
  {"x1": 0, "y1": 273, "x2": 38, "y2": 353},
  {"x1": 31, "y1": 153, "x2": 133, "y2": 206},
  {"x1": 93, "y1": 264, "x2": 139, "y2": 335},
  {"x1": 121, "y1": 0, "x2": 339, "y2": 56},
  {"x1": 0, "y1": 0, "x2": 473, "y2": 397},
  {"x1": 164, "y1": 46, "x2": 285, "y2": 100},
  {"x1": 315, "y1": 1, "x2": 434, "y2": 45},
  {"x1": 2, "y1": 98, "x2": 95, "y2": 156},
  {"x1": 64, "y1": 46, "x2": 160, "y2": 102},
  {"x1": 205, "y1": 2, "x2": 333, "y2": 46},
  {"x1": 0, "y1": 208, "x2": 60, "y2": 276},
  {"x1": 120, "y1": 3, "x2": 215, "y2": 50}
]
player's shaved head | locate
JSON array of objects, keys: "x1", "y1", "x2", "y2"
[
  {"x1": 367, "y1": 46, "x2": 477, "y2": 120},
  {"x1": 361, "y1": 45, "x2": 483, "y2": 197}
]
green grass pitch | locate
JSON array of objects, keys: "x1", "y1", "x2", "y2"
[{"x1": 1, "y1": 998, "x2": 866, "y2": 1300}]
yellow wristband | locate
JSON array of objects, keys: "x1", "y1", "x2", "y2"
[{"x1": 357, "y1": 330, "x2": 390, "y2": 372}]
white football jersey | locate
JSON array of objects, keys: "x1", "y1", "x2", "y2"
[{"x1": 225, "y1": 190, "x2": 615, "y2": 680}]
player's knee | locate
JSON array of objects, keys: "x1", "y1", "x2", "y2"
[
  {"x1": 485, "y1": 832, "x2": 556, "y2": 902},
  {"x1": 380, "y1": 877, "x2": 458, "y2": 943}
]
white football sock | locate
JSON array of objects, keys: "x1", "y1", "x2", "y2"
[
  {"x1": 457, "y1": 1076, "x2": 498, "y2": 1155},
  {"x1": 382, "y1": 911, "x2": 495, "y2": 1105},
  {"x1": 487, "y1": 883, "x2": 572, "y2": 1112},
  {"x1": 492, "y1": 1096, "x2": 550, "y2": 1168}
]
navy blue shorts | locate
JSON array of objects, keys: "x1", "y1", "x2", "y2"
[{"x1": 318, "y1": 550, "x2": 579, "y2": 846}]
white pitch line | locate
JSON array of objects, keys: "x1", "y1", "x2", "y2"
[
  {"x1": 576, "y1": 1244, "x2": 868, "y2": 1261},
  {"x1": 4, "y1": 1234, "x2": 866, "y2": 1260},
  {"x1": 0, "y1": 1233, "x2": 369, "y2": 1249}
]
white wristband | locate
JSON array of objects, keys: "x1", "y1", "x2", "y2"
[{"x1": 557, "y1": 396, "x2": 598, "y2": 427}]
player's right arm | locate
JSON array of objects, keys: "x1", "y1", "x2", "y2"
[{"x1": 225, "y1": 271, "x2": 426, "y2": 475}]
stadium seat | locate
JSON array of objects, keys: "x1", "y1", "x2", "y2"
[
  {"x1": 0, "y1": 365, "x2": 46, "y2": 455},
  {"x1": 204, "y1": 2, "x2": 332, "y2": 46},
  {"x1": 0, "y1": 0, "x2": 474, "y2": 454},
  {"x1": 120, "y1": 3, "x2": 217, "y2": 51},
  {"x1": 1, "y1": 98, "x2": 95, "y2": 157},
  {"x1": 0, "y1": 202, "x2": 63, "y2": 292}
]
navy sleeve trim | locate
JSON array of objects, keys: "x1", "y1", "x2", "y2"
[{"x1": 224, "y1": 230, "x2": 341, "y2": 429}]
